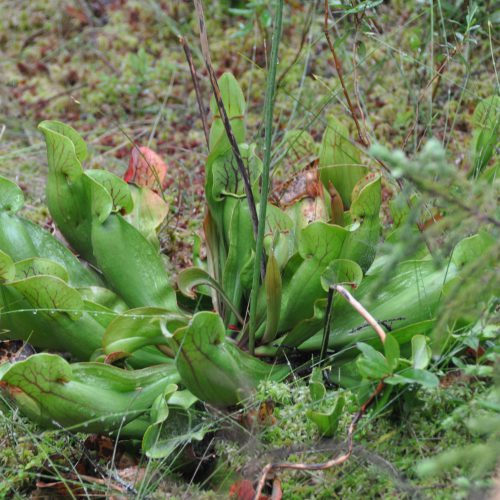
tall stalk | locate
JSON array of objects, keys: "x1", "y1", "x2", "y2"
[{"x1": 248, "y1": 0, "x2": 284, "y2": 355}]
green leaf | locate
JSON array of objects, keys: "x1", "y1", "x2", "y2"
[
  {"x1": 77, "y1": 286, "x2": 128, "y2": 313},
  {"x1": 285, "y1": 195, "x2": 329, "y2": 234},
  {"x1": 210, "y1": 143, "x2": 262, "y2": 200},
  {"x1": 309, "y1": 367, "x2": 326, "y2": 402},
  {"x1": 39, "y1": 121, "x2": 94, "y2": 261},
  {"x1": 85, "y1": 173, "x2": 114, "y2": 224},
  {"x1": 168, "y1": 389, "x2": 199, "y2": 410},
  {"x1": 279, "y1": 221, "x2": 348, "y2": 331},
  {"x1": 0, "y1": 250, "x2": 15, "y2": 282},
  {"x1": 177, "y1": 267, "x2": 243, "y2": 324},
  {"x1": 201, "y1": 210, "x2": 226, "y2": 311},
  {"x1": 319, "y1": 116, "x2": 367, "y2": 207},
  {"x1": 91, "y1": 213, "x2": 178, "y2": 311},
  {"x1": 356, "y1": 342, "x2": 390, "y2": 379},
  {"x1": 86, "y1": 169, "x2": 134, "y2": 214},
  {"x1": 150, "y1": 384, "x2": 178, "y2": 425},
  {"x1": 0, "y1": 353, "x2": 179, "y2": 433},
  {"x1": 470, "y1": 96, "x2": 500, "y2": 177},
  {"x1": 123, "y1": 185, "x2": 168, "y2": 249},
  {"x1": 283, "y1": 130, "x2": 317, "y2": 170},
  {"x1": 178, "y1": 267, "x2": 219, "y2": 299},
  {"x1": 126, "y1": 345, "x2": 177, "y2": 369},
  {"x1": 0, "y1": 176, "x2": 24, "y2": 214},
  {"x1": 262, "y1": 250, "x2": 282, "y2": 344},
  {"x1": 222, "y1": 200, "x2": 254, "y2": 321},
  {"x1": 103, "y1": 307, "x2": 186, "y2": 359},
  {"x1": 321, "y1": 259, "x2": 363, "y2": 291},
  {"x1": 172, "y1": 312, "x2": 289, "y2": 406},
  {"x1": 451, "y1": 232, "x2": 495, "y2": 269},
  {"x1": 340, "y1": 174, "x2": 381, "y2": 272},
  {"x1": 142, "y1": 406, "x2": 207, "y2": 459},
  {"x1": 14, "y1": 258, "x2": 69, "y2": 282},
  {"x1": 209, "y1": 73, "x2": 246, "y2": 154},
  {"x1": 411, "y1": 335, "x2": 431, "y2": 370},
  {"x1": 307, "y1": 394, "x2": 346, "y2": 437},
  {"x1": 263, "y1": 204, "x2": 294, "y2": 269},
  {"x1": 309, "y1": 382, "x2": 326, "y2": 404},
  {"x1": 384, "y1": 333, "x2": 400, "y2": 371},
  {"x1": 22, "y1": 219, "x2": 102, "y2": 287},
  {"x1": 8, "y1": 274, "x2": 83, "y2": 320},
  {"x1": 385, "y1": 368, "x2": 439, "y2": 388},
  {"x1": 1, "y1": 274, "x2": 106, "y2": 359},
  {"x1": 278, "y1": 298, "x2": 327, "y2": 349},
  {"x1": 299, "y1": 257, "x2": 461, "y2": 353},
  {"x1": 39, "y1": 120, "x2": 88, "y2": 165},
  {"x1": 0, "y1": 212, "x2": 38, "y2": 262},
  {"x1": 265, "y1": 203, "x2": 294, "y2": 240}
]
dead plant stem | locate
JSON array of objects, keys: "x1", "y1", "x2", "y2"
[
  {"x1": 179, "y1": 36, "x2": 210, "y2": 149},
  {"x1": 324, "y1": 0, "x2": 369, "y2": 148},
  {"x1": 193, "y1": 0, "x2": 261, "y2": 255}
]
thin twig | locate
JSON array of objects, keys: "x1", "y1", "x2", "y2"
[
  {"x1": 331, "y1": 285, "x2": 387, "y2": 343},
  {"x1": 179, "y1": 35, "x2": 210, "y2": 149},
  {"x1": 67, "y1": 473, "x2": 129, "y2": 493},
  {"x1": 193, "y1": 0, "x2": 260, "y2": 248},
  {"x1": 321, "y1": 284, "x2": 387, "y2": 364},
  {"x1": 324, "y1": 0, "x2": 368, "y2": 147},
  {"x1": 36, "y1": 83, "x2": 88, "y2": 106}
]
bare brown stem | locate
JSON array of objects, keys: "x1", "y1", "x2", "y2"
[
  {"x1": 193, "y1": 0, "x2": 261, "y2": 250},
  {"x1": 323, "y1": 0, "x2": 369, "y2": 147},
  {"x1": 332, "y1": 285, "x2": 387, "y2": 343},
  {"x1": 352, "y1": 11, "x2": 368, "y2": 138},
  {"x1": 179, "y1": 35, "x2": 210, "y2": 149}
]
